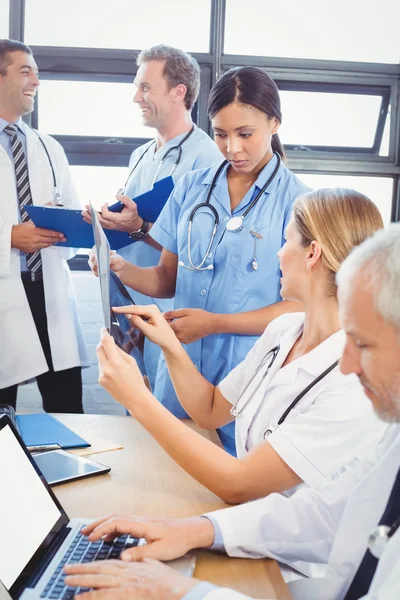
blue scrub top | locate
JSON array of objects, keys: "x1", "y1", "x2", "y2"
[
  {"x1": 118, "y1": 126, "x2": 222, "y2": 390},
  {"x1": 151, "y1": 154, "x2": 310, "y2": 452}
]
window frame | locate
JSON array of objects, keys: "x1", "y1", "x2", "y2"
[{"x1": 4, "y1": 0, "x2": 399, "y2": 270}]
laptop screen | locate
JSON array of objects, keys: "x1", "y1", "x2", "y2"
[{"x1": 0, "y1": 420, "x2": 66, "y2": 592}]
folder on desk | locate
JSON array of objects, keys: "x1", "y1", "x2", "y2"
[
  {"x1": 25, "y1": 205, "x2": 132, "y2": 250},
  {"x1": 15, "y1": 414, "x2": 90, "y2": 450},
  {"x1": 108, "y1": 175, "x2": 175, "y2": 223}
]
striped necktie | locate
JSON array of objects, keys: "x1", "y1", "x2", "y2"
[{"x1": 4, "y1": 124, "x2": 42, "y2": 274}]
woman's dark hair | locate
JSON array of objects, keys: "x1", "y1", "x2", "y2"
[{"x1": 207, "y1": 66, "x2": 285, "y2": 160}]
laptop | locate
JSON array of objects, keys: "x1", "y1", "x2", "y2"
[
  {"x1": 0, "y1": 415, "x2": 196, "y2": 599},
  {"x1": 90, "y1": 204, "x2": 145, "y2": 372}
]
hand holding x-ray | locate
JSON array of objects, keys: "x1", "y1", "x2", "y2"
[
  {"x1": 90, "y1": 205, "x2": 146, "y2": 373},
  {"x1": 88, "y1": 247, "x2": 126, "y2": 278}
]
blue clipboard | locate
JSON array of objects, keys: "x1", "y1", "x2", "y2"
[
  {"x1": 25, "y1": 205, "x2": 132, "y2": 250},
  {"x1": 109, "y1": 176, "x2": 174, "y2": 222},
  {"x1": 15, "y1": 414, "x2": 90, "y2": 450}
]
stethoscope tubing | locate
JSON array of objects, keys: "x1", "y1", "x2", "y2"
[
  {"x1": 123, "y1": 124, "x2": 195, "y2": 190},
  {"x1": 181, "y1": 152, "x2": 281, "y2": 271},
  {"x1": 230, "y1": 344, "x2": 339, "y2": 436},
  {"x1": 29, "y1": 126, "x2": 57, "y2": 190}
]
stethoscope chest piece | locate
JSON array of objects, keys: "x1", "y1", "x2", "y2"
[
  {"x1": 263, "y1": 426, "x2": 276, "y2": 439},
  {"x1": 368, "y1": 525, "x2": 392, "y2": 559},
  {"x1": 226, "y1": 215, "x2": 244, "y2": 232}
]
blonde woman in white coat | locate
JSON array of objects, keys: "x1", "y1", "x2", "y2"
[{"x1": 96, "y1": 188, "x2": 386, "y2": 505}]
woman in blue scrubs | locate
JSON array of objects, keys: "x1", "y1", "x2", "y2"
[{"x1": 93, "y1": 67, "x2": 310, "y2": 453}]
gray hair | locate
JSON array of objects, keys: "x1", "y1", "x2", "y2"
[
  {"x1": 337, "y1": 223, "x2": 400, "y2": 329},
  {"x1": 137, "y1": 44, "x2": 200, "y2": 110}
]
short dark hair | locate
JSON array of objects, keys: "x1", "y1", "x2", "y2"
[
  {"x1": 137, "y1": 44, "x2": 200, "y2": 111},
  {"x1": 0, "y1": 39, "x2": 33, "y2": 76},
  {"x1": 208, "y1": 66, "x2": 286, "y2": 160}
]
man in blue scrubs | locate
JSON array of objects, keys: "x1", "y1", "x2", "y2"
[{"x1": 84, "y1": 45, "x2": 222, "y2": 390}]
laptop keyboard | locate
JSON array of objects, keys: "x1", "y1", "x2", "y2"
[{"x1": 40, "y1": 531, "x2": 139, "y2": 599}]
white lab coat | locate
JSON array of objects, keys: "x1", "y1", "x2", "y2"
[
  {"x1": 220, "y1": 313, "x2": 386, "y2": 491},
  {"x1": 202, "y1": 424, "x2": 400, "y2": 600},
  {"x1": 0, "y1": 124, "x2": 89, "y2": 388}
]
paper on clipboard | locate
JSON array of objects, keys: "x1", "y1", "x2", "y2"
[{"x1": 69, "y1": 437, "x2": 123, "y2": 457}]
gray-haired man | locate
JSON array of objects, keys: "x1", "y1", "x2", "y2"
[{"x1": 65, "y1": 224, "x2": 400, "y2": 600}]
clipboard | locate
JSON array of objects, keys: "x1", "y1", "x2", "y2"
[
  {"x1": 25, "y1": 205, "x2": 132, "y2": 250},
  {"x1": 109, "y1": 175, "x2": 174, "y2": 223},
  {"x1": 15, "y1": 414, "x2": 90, "y2": 450}
]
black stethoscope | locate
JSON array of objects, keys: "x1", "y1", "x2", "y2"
[
  {"x1": 118, "y1": 125, "x2": 196, "y2": 194},
  {"x1": 178, "y1": 152, "x2": 281, "y2": 272},
  {"x1": 368, "y1": 517, "x2": 400, "y2": 559},
  {"x1": 230, "y1": 344, "x2": 339, "y2": 437},
  {"x1": 27, "y1": 126, "x2": 60, "y2": 204}
]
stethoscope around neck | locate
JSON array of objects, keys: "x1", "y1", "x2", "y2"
[
  {"x1": 178, "y1": 152, "x2": 281, "y2": 272},
  {"x1": 28, "y1": 126, "x2": 60, "y2": 204},
  {"x1": 368, "y1": 517, "x2": 400, "y2": 559},
  {"x1": 118, "y1": 124, "x2": 195, "y2": 195},
  {"x1": 229, "y1": 344, "x2": 339, "y2": 437}
]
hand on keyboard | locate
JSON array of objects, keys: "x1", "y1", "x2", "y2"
[
  {"x1": 80, "y1": 513, "x2": 214, "y2": 562},
  {"x1": 64, "y1": 558, "x2": 198, "y2": 600},
  {"x1": 41, "y1": 531, "x2": 139, "y2": 599}
]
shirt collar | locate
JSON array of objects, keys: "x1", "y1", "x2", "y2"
[
  {"x1": 269, "y1": 317, "x2": 345, "y2": 388},
  {"x1": 201, "y1": 152, "x2": 283, "y2": 193},
  {"x1": 296, "y1": 328, "x2": 345, "y2": 377},
  {"x1": 0, "y1": 117, "x2": 25, "y2": 136},
  {"x1": 154, "y1": 125, "x2": 196, "y2": 156}
]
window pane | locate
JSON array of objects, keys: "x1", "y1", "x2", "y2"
[
  {"x1": 380, "y1": 108, "x2": 390, "y2": 157},
  {"x1": 279, "y1": 91, "x2": 381, "y2": 148},
  {"x1": 0, "y1": 0, "x2": 9, "y2": 38},
  {"x1": 38, "y1": 80, "x2": 156, "y2": 139},
  {"x1": 25, "y1": 0, "x2": 211, "y2": 52},
  {"x1": 70, "y1": 165, "x2": 127, "y2": 212},
  {"x1": 297, "y1": 174, "x2": 393, "y2": 224},
  {"x1": 225, "y1": 0, "x2": 400, "y2": 63},
  {"x1": 70, "y1": 165, "x2": 127, "y2": 252}
]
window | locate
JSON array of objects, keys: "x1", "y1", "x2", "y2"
[
  {"x1": 225, "y1": 0, "x2": 400, "y2": 63},
  {"x1": 297, "y1": 174, "x2": 393, "y2": 224},
  {"x1": 0, "y1": 0, "x2": 9, "y2": 38},
  {"x1": 25, "y1": 0, "x2": 212, "y2": 52},
  {"x1": 70, "y1": 165, "x2": 127, "y2": 212},
  {"x1": 37, "y1": 79, "x2": 156, "y2": 139},
  {"x1": 69, "y1": 165, "x2": 127, "y2": 256},
  {"x1": 279, "y1": 90, "x2": 383, "y2": 150}
]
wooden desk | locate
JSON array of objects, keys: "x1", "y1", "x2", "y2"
[{"x1": 54, "y1": 414, "x2": 291, "y2": 599}]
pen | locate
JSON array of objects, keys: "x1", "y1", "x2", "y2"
[{"x1": 27, "y1": 444, "x2": 61, "y2": 453}]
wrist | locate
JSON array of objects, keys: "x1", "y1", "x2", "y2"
[
  {"x1": 117, "y1": 259, "x2": 129, "y2": 283},
  {"x1": 125, "y1": 387, "x2": 156, "y2": 419},
  {"x1": 186, "y1": 517, "x2": 215, "y2": 550},
  {"x1": 170, "y1": 577, "x2": 200, "y2": 600},
  {"x1": 209, "y1": 312, "x2": 223, "y2": 335},
  {"x1": 161, "y1": 333, "x2": 183, "y2": 355},
  {"x1": 129, "y1": 218, "x2": 149, "y2": 241},
  {"x1": 130, "y1": 216, "x2": 144, "y2": 231}
]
